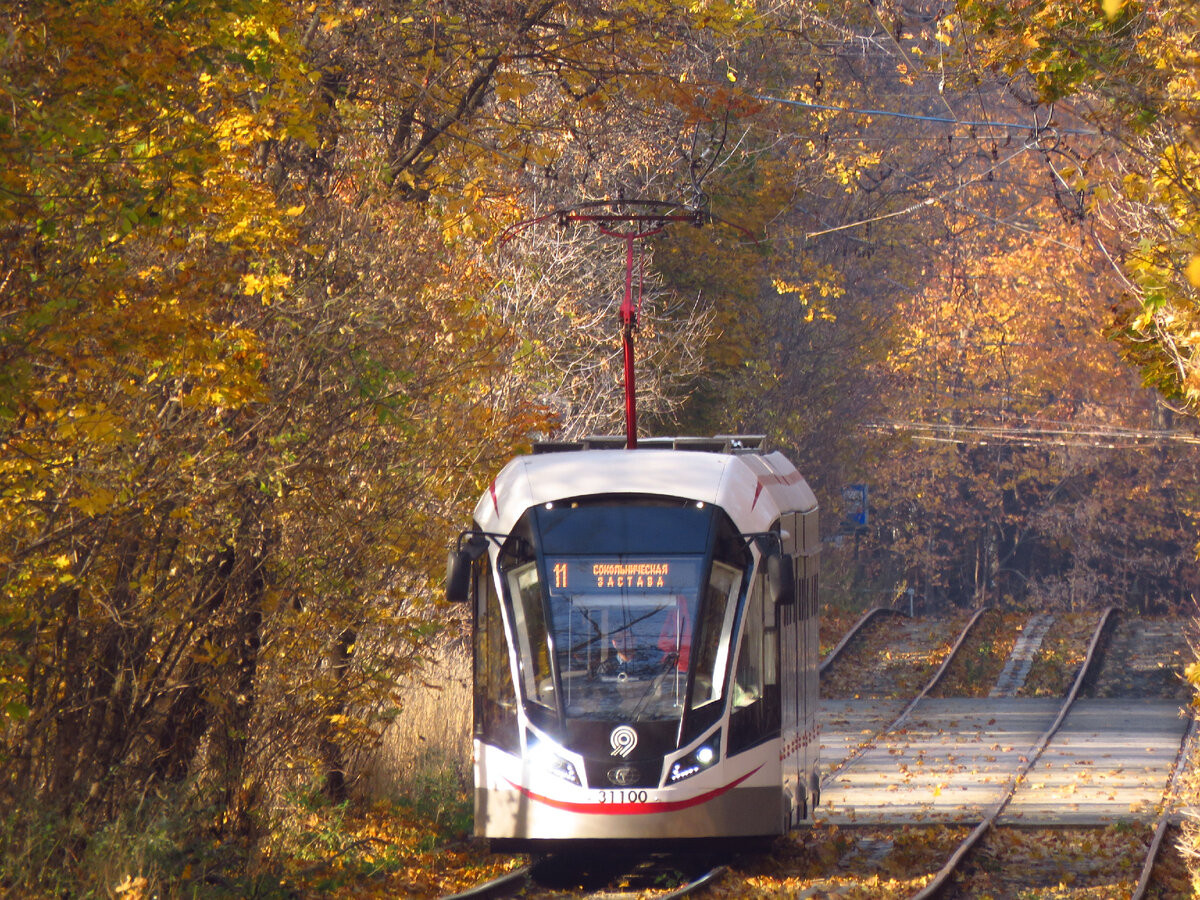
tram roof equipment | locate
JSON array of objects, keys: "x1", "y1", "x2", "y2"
[{"x1": 532, "y1": 434, "x2": 767, "y2": 454}]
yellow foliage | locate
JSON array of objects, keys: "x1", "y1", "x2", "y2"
[{"x1": 1186, "y1": 660, "x2": 1200, "y2": 687}]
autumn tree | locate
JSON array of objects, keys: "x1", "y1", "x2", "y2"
[
  {"x1": 680, "y1": 0, "x2": 1200, "y2": 615},
  {"x1": 869, "y1": 182, "x2": 1200, "y2": 610},
  {"x1": 0, "y1": 0, "x2": 556, "y2": 871},
  {"x1": 0, "y1": 0, "x2": 328, "y2": 829},
  {"x1": 950, "y1": 1, "x2": 1200, "y2": 874},
  {"x1": 952, "y1": 0, "x2": 1200, "y2": 408},
  {"x1": 1, "y1": 0, "x2": 842, "y2": 890}
]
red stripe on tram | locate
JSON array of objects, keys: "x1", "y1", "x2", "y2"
[
  {"x1": 750, "y1": 482, "x2": 763, "y2": 511},
  {"x1": 751, "y1": 468, "x2": 804, "y2": 510},
  {"x1": 505, "y1": 765, "x2": 762, "y2": 815},
  {"x1": 758, "y1": 470, "x2": 804, "y2": 487}
]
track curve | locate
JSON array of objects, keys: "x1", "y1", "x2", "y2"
[
  {"x1": 821, "y1": 606, "x2": 988, "y2": 792},
  {"x1": 819, "y1": 605, "x2": 907, "y2": 675},
  {"x1": 907, "y1": 607, "x2": 1117, "y2": 898}
]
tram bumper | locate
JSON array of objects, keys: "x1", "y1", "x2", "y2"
[{"x1": 475, "y1": 743, "x2": 784, "y2": 841}]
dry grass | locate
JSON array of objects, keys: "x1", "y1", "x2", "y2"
[
  {"x1": 363, "y1": 644, "x2": 473, "y2": 819},
  {"x1": 1176, "y1": 712, "x2": 1200, "y2": 898}
]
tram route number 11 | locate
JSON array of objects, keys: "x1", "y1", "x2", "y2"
[{"x1": 551, "y1": 559, "x2": 676, "y2": 591}]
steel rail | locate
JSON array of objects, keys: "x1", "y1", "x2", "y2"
[
  {"x1": 656, "y1": 865, "x2": 727, "y2": 899},
  {"x1": 821, "y1": 606, "x2": 989, "y2": 790},
  {"x1": 907, "y1": 606, "x2": 1118, "y2": 900},
  {"x1": 459, "y1": 860, "x2": 725, "y2": 900},
  {"x1": 439, "y1": 852, "x2": 728, "y2": 900},
  {"x1": 1131, "y1": 713, "x2": 1199, "y2": 899},
  {"x1": 818, "y1": 605, "x2": 906, "y2": 675},
  {"x1": 439, "y1": 865, "x2": 531, "y2": 900}
]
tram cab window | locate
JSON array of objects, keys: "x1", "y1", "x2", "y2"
[
  {"x1": 474, "y1": 556, "x2": 519, "y2": 752},
  {"x1": 544, "y1": 579, "x2": 700, "y2": 722},
  {"x1": 689, "y1": 562, "x2": 740, "y2": 710},
  {"x1": 507, "y1": 563, "x2": 553, "y2": 710},
  {"x1": 495, "y1": 499, "x2": 752, "y2": 738}
]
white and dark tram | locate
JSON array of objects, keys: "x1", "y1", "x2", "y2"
[{"x1": 446, "y1": 435, "x2": 820, "y2": 849}]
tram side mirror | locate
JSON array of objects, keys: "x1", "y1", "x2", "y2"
[
  {"x1": 446, "y1": 551, "x2": 472, "y2": 603},
  {"x1": 446, "y1": 533, "x2": 489, "y2": 603},
  {"x1": 768, "y1": 553, "x2": 796, "y2": 607}
]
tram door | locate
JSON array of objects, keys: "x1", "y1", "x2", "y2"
[
  {"x1": 797, "y1": 508, "x2": 820, "y2": 817},
  {"x1": 778, "y1": 512, "x2": 802, "y2": 825},
  {"x1": 779, "y1": 509, "x2": 820, "y2": 827}
]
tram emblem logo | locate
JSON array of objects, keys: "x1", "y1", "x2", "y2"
[
  {"x1": 609, "y1": 725, "x2": 638, "y2": 757},
  {"x1": 607, "y1": 765, "x2": 640, "y2": 786}
]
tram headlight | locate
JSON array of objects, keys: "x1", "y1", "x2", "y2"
[
  {"x1": 668, "y1": 734, "x2": 721, "y2": 784},
  {"x1": 528, "y1": 738, "x2": 582, "y2": 786}
]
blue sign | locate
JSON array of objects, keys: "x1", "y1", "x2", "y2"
[{"x1": 843, "y1": 484, "x2": 868, "y2": 528}]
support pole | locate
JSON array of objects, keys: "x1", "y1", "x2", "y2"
[
  {"x1": 621, "y1": 233, "x2": 638, "y2": 449},
  {"x1": 558, "y1": 207, "x2": 700, "y2": 451}
]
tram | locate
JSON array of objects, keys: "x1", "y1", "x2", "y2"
[{"x1": 446, "y1": 435, "x2": 820, "y2": 848}]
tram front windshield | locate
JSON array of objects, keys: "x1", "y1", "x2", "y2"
[{"x1": 502, "y1": 500, "x2": 746, "y2": 724}]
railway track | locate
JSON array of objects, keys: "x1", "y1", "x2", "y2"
[
  {"x1": 820, "y1": 606, "x2": 989, "y2": 791},
  {"x1": 441, "y1": 866, "x2": 531, "y2": 900},
  {"x1": 920, "y1": 610, "x2": 1196, "y2": 899},
  {"x1": 812, "y1": 607, "x2": 1195, "y2": 898},
  {"x1": 818, "y1": 604, "x2": 907, "y2": 676},
  {"x1": 1131, "y1": 716, "x2": 1198, "y2": 899},
  {"x1": 440, "y1": 855, "x2": 726, "y2": 900},
  {"x1": 908, "y1": 607, "x2": 1117, "y2": 898}
]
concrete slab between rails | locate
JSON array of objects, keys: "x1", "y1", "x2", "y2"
[
  {"x1": 816, "y1": 698, "x2": 1190, "y2": 827},
  {"x1": 999, "y1": 698, "x2": 1191, "y2": 826}
]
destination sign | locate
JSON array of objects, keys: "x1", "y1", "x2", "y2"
[{"x1": 547, "y1": 557, "x2": 701, "y2": 593}]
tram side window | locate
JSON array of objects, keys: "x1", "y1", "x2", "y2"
[
  {"x1": 728, "y1": 570, "x2": 782, "y2": 755},
  {"x1": 763, "y1": 572, "x2": 778, "y2": 686},
  {"x1": 732, "y1": 575, "x2": 763, "y2": 709},
  {"x1": 506, "y1": 563, "x2": 554, "y2": 710},
  {"x1": 475, "y1": 559, "x2": 519, "y2": 752}
]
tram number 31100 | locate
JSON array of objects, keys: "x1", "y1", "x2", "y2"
[{"x1": 596, "y1": 789, "x2": 650, "y2": 804}]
